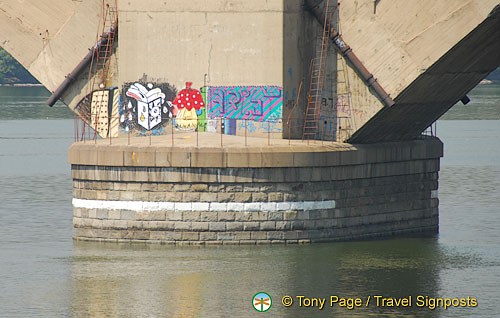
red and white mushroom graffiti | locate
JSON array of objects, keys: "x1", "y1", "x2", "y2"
[{"x1": 173, "y1": 82, "x2": 205, "y2": 129}]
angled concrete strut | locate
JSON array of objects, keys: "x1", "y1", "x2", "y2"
[
  {"x1": 304, "y1": 0, "x2": 395, "y2": 108},
  {"x1": 46, "y1": 26, "x2": 117, "y2": 107},
  {"x1": 348, "y1": 4, "x2": 500, "y2": 143}
]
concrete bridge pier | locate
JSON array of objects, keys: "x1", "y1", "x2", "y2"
[
  {"x1": 69, "y1": 134, "x2": 442, "y2": 244},
  {"x1": 3, "y1": 0, "x2": 497, "y2": 243}
]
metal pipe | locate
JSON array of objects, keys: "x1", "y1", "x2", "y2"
[
  {"x1": 304, "y1": 0, "x2": 394, "y2": 107},
  {"x1": 46, "y1": 26, "x2": 117, "y2": 107}
]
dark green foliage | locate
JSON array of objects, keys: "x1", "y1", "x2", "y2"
[{"x1": 0, "y1": 47, "x2": 38, "y2": 84}]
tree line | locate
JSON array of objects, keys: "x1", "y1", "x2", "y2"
[{"x1": 0, "y1": 47, "x2": 38, "y2": 84}]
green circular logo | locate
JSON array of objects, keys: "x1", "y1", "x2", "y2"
[{"x1": 252, "y1": 292, "x2": 272, "y2": 312}]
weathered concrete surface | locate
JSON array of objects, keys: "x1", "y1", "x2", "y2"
[
  {"x1": 0, "y1": 0, "x2": 102, "y2": 105},
  {"x1": 344, "y1": 1, "x2": 500, "y2": 142},
  {"x1": 340, "y1": 0, "x2": 499, "y2": 98},
  {"x1": 118, "y1": 0, "x2": 283, "y2": 89},
  {"x1": 69, "y1": 135, "x2": 443, "y2": 243}
]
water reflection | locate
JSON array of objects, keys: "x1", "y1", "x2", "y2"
[{"x1": 69, "y1": 238, "x2": 480, "y2": 317}]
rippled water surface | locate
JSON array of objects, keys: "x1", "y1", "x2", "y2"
[{"x1": 0, "y1": 85, "x2": 499, "y2": 317}]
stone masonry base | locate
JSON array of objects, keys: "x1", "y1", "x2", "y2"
[{"x1": 69, "y1": 136, "x2": 442, "y2": 244}]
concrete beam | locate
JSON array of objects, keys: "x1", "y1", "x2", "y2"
[{"x1": 349, "y1": 5, "x2": 500, "y2": 143}]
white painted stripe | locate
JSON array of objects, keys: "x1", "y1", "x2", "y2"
[{"x1": 73, "y1": 198, "x2": 336, "y2": 212}]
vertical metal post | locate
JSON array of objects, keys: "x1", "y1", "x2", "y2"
[
  {"x1": 196, "y1": 121, "x2": 199, "y2": 147},
  {"x1": 268, "y1": 121, "x2": 270, "y2": 146},
  {"x1": 171, "y1": 120, "x2": 174, "y2": 147},
  {"x1": 128, "y1": 130, "x2": 130, "y2": 145},
  {"x1": 333, "y1": 117, "x2": 335, "y2": 142},
  {"x1": 322, "y1": 121, "x2": 326, "y2": 145},
  {"x1": 288, "y1": 119, "x2": 291, "y2": 146},
  {"x1": 149, "y1": 130, "x2": 152, "y2": 146},
  {"x1": 220, "y1": 117, "x2": 223, "y2": 147},
  {"x1": 245, "y1": 119, "x2": 247, "y2": 147}
]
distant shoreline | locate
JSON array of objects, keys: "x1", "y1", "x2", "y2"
[{"x1": 0, "y1": 83, "x2": 43, "y2": 87}]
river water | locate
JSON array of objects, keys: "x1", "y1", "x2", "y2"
[{"x1": 0, "y1": 85, "x2": 499, "y2": 317}]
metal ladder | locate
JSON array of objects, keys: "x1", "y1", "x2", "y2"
[
  {"x1": 80, "y1": 0, "x2": 118, "y2": 141},
  {"x1": 302, "y1": 0, "x2": 337, "y2": 141}
]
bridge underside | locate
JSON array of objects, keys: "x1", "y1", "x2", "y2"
[
  {"x1": 349, "y1": 5, "x2": 500, "y2": 143},
  {"x1": 0, "y1": 1, "x2": 498, "y2": 143}
]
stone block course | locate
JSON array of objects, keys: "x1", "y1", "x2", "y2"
[
  {"x1": 243, "y1": 222, "x2": 260, "y2": 231},
  {"x1": 268, "y1": 192, "x2": 283, "y2": 202},
  {"x1": 267, "y1": 231, "x2": 284, "y2": 240},
  {"x1": 126, "y1": 221, "x2": 143, "y2": 230},
  {"x1": 165, "y1": 232, "x2": 182, "y2": 240},
  {"x1": 251, "y1": 192, "x2": 268, "y2": 202},
  {"x1": 268, "y1": 211, "x2": 283, "y2": 221},
  {"x1": 218, "y1": 193, "x2": 235, "y2": 202},
  {"x1": 233, "y1": 192, "x2": 252, "y2": 202},
  {"x1": 260, "y1": 221, "x2": 276, "y2": 231},
  {"x1": 218, "y1": 212, "x2": 235, "y2": 222},
  {"x1": 217, "y1": 233, "x2": 235, "y2": 241},
  {"x1": 235, "y1": 212, "x2": 252, "y2": 222},
  {"x1": 182, "y1": 192, "x2": 200, "y2": 202},
  {"x1": 284, "y1": 211, "x2": 297, "y2": 220},
  {"x1": 166, "y1": 211, "x2": 183, "y2": 221},
  {"x1": 199, "y1": 192, "x2": 218, "y2": 202},
  {"x1": 276, "y1": 221, "x2": 291, "y2": 230},
  {"x1": 165, "y1": 192, "x2": 182, "y2": 202},
  {"x1": 191, "y1": 184, "x2": 209, "y2": 192},
  {"x1": 200, "y1": 212, "x2": 218, "y2": 222},
  {"x1": 121, "y1": 210, "x2": 136, "y2": 220},
  {"x1": 191, "y1": 222, "x2": 209, "y2": 231},
  {"x1": 157, "y1": 183, "x2": 174, "y2": 192},
  {"x1": 250, "y1": 231, "x2": 267, "y2": 240},
  {"x1": 175, "y1": 221, "x2": 192, "y2": 231},
  {"x1": 226, "y1": 222, "x2": 244, "y2": 231},
  {"x1": 150, "y1": 231, "x2": 167, "y2": 240},
  {"x1": 200, "y1": 232, "x2": 217, "y2": 240},
  {"x1": 209, "y1": 222, "x2": 226, "y2": 231},
  {"x1": 290, "y1": 221, "x2": 305, "y2": 230},
  {"x1": 251, "y1": 212, "x2": 268, "y2": 221},
  {"x1": 71, "y1": 138, "x2": 442, "y2": 243}
]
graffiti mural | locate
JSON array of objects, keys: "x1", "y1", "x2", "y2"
[
  {"x1": 120, "y1": 81, "x2": 177, "y2": 133},
  {"x1": 117, "y1": 82, "x2": 283, "y2": 136},
  {"x1": 237, "y1": 119, "x2": 282, "y2": 134},
  {"x1": 173, "y1": 82, "x2": 205, "y2": 130},
  {"x1": 127, "y1": 83, "x2": 165, "y2": 130},
  {"x1": 197, "y1": 86, "x2": 210, "y2": 132},
  {"x1": 74, "y1": 87, "x2": 120, "y2": 138},
  {"x1": 90, "y1": 89, "x2": 111, "y2": 137},
  {"x1": 206, "y1": 86, "x2": 283, "y2": 122}
]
